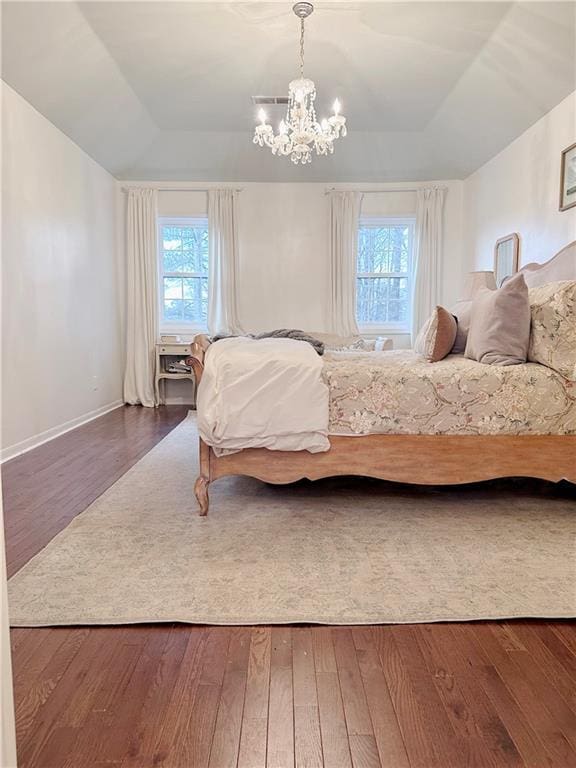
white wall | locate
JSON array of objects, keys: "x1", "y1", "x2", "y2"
[
  {"x1": 153, "y1": 180, "x2": 463, "y2": 403},
  {"x1": 464, "y1": 91, "x2": 576, "y2": 271},
  {"x1": 2, "y1": 84, "x2": 123, "y2": 457},
  {"x1": 156, "y1": 181, "x2": 464, "y2": 333}
]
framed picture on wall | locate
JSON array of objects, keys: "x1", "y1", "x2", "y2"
[
  {"x1": 494, "y1": 233, "x2": 519, "y2": 287},
  {"x1": 559, "y1": 142, "x2": 576, "y2": 211}
]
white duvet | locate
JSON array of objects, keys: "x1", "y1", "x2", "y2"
[{"x1": 196, "y1": 337, "x2": 330, "y2": 455}]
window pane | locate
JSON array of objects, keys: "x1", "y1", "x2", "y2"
[
  {"x1": 180, "y1": 250, "x2": 196, "y2": 272},
  {"x1": 357, "y1": 277, "x2": 386, "y2": 323},
  {"x1": 183, "y1": 228, "x2": 208, "y2": 272},
  {"x1": 357, "y1": 277, "x2": 409, "y2": 324},
  {"x1": 163, "y1": 250, "x2": 184, "y2": 273},
  {"x1": 200, "y1": 277, "x2": 208, "y2": 321},
  {"x1": 161, "y1": 223, "x2": 208, "y2": 275},
  {"x1": 182, "y1": 277, "x2": 196, "y2": 300},
  {"x1": 183, "y1": 278, "x2": 208, "y2": 323},
  {"x1": 359, "y1": 227, "x2": 391, "y2": 273},
  {"x1": 358, "y1": 225, "x2": 411, "y2": 274},
  {"x1": 160, "y1": 220, "x2": 209, "y2": 325},
  {"x1": 164, "y1": 277, "x2": 182, "y2": 300},
  {"x1": 387, "y1": 299, "x2": 408, "y2": 323},
  {"x1": 388, "y1": 276, "x2": 405, "y2": 300},
  {"x1": 357, "y1": 222, "x2": 412, "y2": 325},
  {"x1": 164, "y1": 299, "x2": 183, "y2": 321},
  {"x1": 163, "y1": 228, "x2": 183, "y2": 250},
  {"x1": 200, "y1": 231, "x2": 209, "y2": 273}
]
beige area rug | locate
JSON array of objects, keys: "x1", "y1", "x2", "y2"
[{"x1": 8, "y1": 413, "x2": 576, "y2": 626}]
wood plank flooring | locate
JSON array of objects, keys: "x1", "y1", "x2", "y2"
[{"x1": 3, "y1": 405, "x2": 576, "y2": 768}]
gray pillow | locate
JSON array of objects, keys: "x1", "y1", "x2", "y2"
[
  {"x1": 450, "y1": 300, "x2": 472, "y2": 354},
  {"x1": 465, "y1": 272, "x2": 530, "y2": 365}
]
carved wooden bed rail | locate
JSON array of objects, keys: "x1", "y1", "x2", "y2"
[
  {"x1": 186, "y1": 334, "x2": 210, "y2": 385},
  {"x1": 186, "y1": 242, "x2": 576, "y2": 515},
  {"x1": 185, "y1": 349, "x2": 576, "y2": 517}
]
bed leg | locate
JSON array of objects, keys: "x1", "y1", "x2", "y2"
[
  {"x1": 195, "y1": 438, "x2": 211, "y2": 516},
  {"x1": 194, "y1": 475, "x2": 210, "y2": 516}
]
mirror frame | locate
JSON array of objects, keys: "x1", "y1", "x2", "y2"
[{"x1": 494, "y1": 233, "x2": 520, "y2": 287}]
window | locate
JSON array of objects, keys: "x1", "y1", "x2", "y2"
[
  {"x1": 158, "y1": 217, "x2": 208, "y2": 328},
  {"x1": 356, "y1": 217, "x2": 414, "y2": 330}
]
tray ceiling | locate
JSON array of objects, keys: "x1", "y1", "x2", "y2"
[{"x1": 2, "y1": 1, "x2": 575, "y2": 181}]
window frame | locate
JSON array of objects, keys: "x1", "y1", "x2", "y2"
[
  {"x1": 157, "y1": 215, "x2": 209, "y2": 333},
  {"x1": 356, "y1": 215, "x2": 415, "y2": 334}
]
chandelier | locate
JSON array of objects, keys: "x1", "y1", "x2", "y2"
[{"x1": 253, "y1": 2, "x2": 347, "y2": 165}]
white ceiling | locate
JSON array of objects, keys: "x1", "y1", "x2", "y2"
[{"x1": 2, "y1": 1, "x2": 575, "y2": 181}]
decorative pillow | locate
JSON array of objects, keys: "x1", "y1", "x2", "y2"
[
  {"x1": 414, "y1": 306, "x2": 458, "y2": 362},
  {"x1": 307, "y1": 332, "x2": 388, "y2": 352},
  {"x1": 527, "y1": 280, "x2": 576, "y2": 380},
  {"x1": 374, "y1": 336, "x2": 394, "y2": 352},
  {"x1": 465, "y1": 272, "x2": 530, "y2": 365},
  {"x1": 450, "y1": 300, "x2": 472, "y2": 354},
  {"x1": 333, "y1": 337, "x2": 371, "y2": 352}
]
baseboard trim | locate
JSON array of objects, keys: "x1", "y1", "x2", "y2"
[
  {"x1": 1, "y1": 400, "x2": 124, "y2": 463},
  {"x1": 163, "y1": 397, "x2": 195, "y2": 406}
]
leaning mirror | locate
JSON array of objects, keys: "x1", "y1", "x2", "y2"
[{"x1": 494, "y1": 233, "x2": 520, "y2": 287}]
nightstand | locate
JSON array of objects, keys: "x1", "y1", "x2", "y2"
[{"x1": 155, "y1": 342, "x2": 196, "y2": 406}]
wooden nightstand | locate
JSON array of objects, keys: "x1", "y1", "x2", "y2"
[{"x1": 155, "y1": 342, "x2": 196, "y2": 406}]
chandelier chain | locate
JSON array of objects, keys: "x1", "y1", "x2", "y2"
[{"x1": 299, "y1": 17, "x2": 305, "y2": 78}]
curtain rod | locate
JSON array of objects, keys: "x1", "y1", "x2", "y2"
[
  {"x1": 120, "y1": 186, "x2": 243, "y2": 193},
  {"x1": 324, "y1": 187, "x2": 430, "y2": 195}
]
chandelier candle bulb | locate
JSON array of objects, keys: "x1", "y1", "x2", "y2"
[{"x1": 252, "y1": 2, "x2": 347, "y2": 164}]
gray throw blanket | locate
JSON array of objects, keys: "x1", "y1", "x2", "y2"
[{"x1": 212, "y1": 329, "x2": 325, "y2": 355}]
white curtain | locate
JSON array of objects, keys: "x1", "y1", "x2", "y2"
[
  {"x1": 328, "y1": 191, "x2": 362, "y2": 336},
  {"x1": 411, "y1": 186, "x2": 446, "y2": 344},
  {"x1": 123, "y1": 188, "x2": 158, "y2": 407},
  {"x1": 208, "y1": 189, "x2": 243, "y2": 336}
]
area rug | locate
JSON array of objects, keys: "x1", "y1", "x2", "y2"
[{"x1": 8, "y1": 413, "x2": 576, "y2": 626}]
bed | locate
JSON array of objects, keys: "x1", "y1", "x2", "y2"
[{"x1": 189, "y1": 241, "x2": 576, "y2": 514}]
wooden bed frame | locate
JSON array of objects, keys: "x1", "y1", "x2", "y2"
[{"x1": 190, "y1": 242, "x2": 576, "y2": 515}]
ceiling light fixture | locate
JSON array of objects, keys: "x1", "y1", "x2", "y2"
[{"x1": 253, "y1": 2, "x2": 347, "y2": 165}]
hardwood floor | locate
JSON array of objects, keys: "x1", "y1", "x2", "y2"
[
  {"x1": 3, "y1": 405, "x2": 576, "y2": 768},
  {"x1": 3, "y1": 404, "x2": 190, "y2": 580}
]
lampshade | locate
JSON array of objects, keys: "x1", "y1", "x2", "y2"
[{"x1": 461, "y1": 271, "x2": 497, "y2": 301}]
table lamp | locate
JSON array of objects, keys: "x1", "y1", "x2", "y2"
[{"x1": 461, "y1": 271, "x2": 497, "y2": 301}]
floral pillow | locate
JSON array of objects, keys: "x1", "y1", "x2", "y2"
[
  {"x1": 528, "y1": 281, "x2": 576, "y2": 380},
  {"x1": 307, "y1": 332, "x2": 391, "y2": 352},
  {"x1": 331, "y1": 337, "x2": 372, "y2": 352}
]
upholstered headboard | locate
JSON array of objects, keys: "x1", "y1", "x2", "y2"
[{"x1": 519, "y1": 240, "x2": 576, "y2": 288}]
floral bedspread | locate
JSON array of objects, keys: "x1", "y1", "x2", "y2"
[{"x1": 322, "y1": 350, "x2": 576, "y2": 435}]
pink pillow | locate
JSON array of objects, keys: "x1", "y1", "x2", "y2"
[{"x1": 414, "y1": 307, "x2": 458, "y2": 362}]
